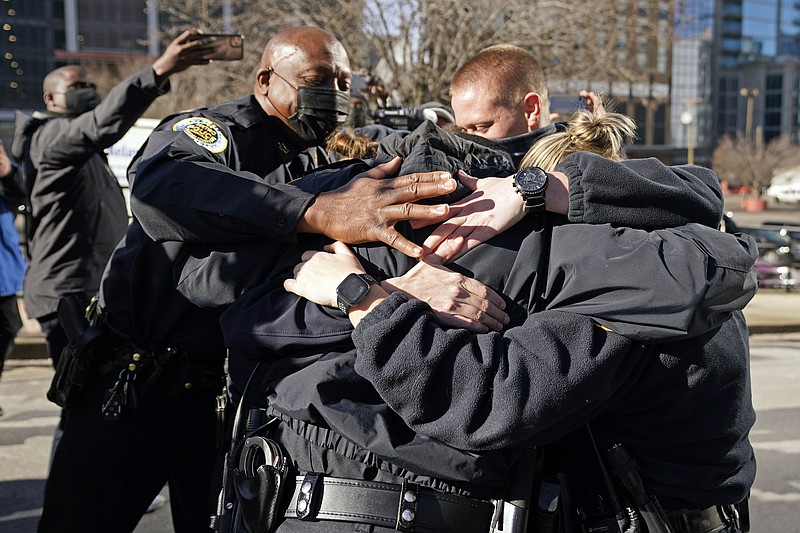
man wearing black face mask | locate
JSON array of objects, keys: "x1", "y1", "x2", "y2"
[
  {"x1": 10, "y1": 30, "x2": 213, "y2": 367},
  {"x1": 265, "y1": 66, "x2": 352, "y2": 145},
  {"x1": 35, "y1": 26, "x2": 456, "y2": 533}
]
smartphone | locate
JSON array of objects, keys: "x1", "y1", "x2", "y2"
[{"x1": 189, "y1": 33, "x2": 244, "y2": 61}]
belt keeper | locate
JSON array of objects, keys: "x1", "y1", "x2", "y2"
[
  {"x1": 396, "y1": 479, "x2": 418, "y2": 532},
  {"x1": 296, "y1": 473, "x2": 322, "y2": 520},
  {"x1": 719, "y1": 503, "x2": 739, "y2": 528}
]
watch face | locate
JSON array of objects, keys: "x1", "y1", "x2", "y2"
[
  {"x1": 337, "y1": 273, "x2": 372, "y2": 307},
  {"x1": 515, "y1": 167, "x2": 548, "y2": 193}
]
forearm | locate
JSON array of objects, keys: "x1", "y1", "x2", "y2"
[
  {"x1": 220, "y1": 280, "x2": 354, "y2": 361},
  {"x1": 45, "y1": 68, "x2": 166, "y2": 163},
  {"x1": 131, "y1": 153, "x2": 313, "y2": 243},
  {"x1": 352, "y1": 294, "x2": 639, "y2": 451},
  {"x1": 542, "y1": 223, "x2": 758, "y2": 342},
  {"x1": 175, "y1": 239, "x2": 309, "y2": 309},
  {"x1": 544, "y1": 171, "x2": 570, "y2": 215},
  {"x1": 559, "y1": 152, "x2": 723, "y2": 229}
]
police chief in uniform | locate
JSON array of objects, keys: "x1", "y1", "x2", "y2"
[{"x1": 38, "y1": 26, "x2": 456, "y2": 533}]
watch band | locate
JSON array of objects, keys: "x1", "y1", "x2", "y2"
[{"x1": 521, "y1": 194, "x2": 546, "y2": 212}]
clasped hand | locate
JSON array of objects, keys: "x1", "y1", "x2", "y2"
[{"x1": 284, "y1": 241, "x2": 509, "y2": 333}]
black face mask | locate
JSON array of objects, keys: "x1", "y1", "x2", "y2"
[
  {"x1": 64, "y1": 88, "x2": 101, "y2": 115},
  {"x1": 288, "y1": 86, "x2": 350, "y2": 146}
]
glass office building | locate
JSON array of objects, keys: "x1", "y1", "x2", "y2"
[
  {"x1": 0, "y1": 1, "x2": 56, "y2": 112},
  {"x1": 715, "y1": 0, "x2": 800, "y2": 144},
  {"x1": 672, "y1": 0, "x2": 715, "y2": 160},
  {"x1": 0, "y1": 0, "x2": 154, "y2": 144},
  {"x1": 670, "y1": 0, "x2": 800, "y2": 163}
]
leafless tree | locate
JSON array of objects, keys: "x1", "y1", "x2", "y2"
[
  {"x1": 712, "y1": 134, "x2": 800, "y2": 197},
  {"x1": 85, "y1": 54, "x2": 238, "y2": 120},
  {"x1": 148, "y1": 0, "x2": 665, "y2": 109}
]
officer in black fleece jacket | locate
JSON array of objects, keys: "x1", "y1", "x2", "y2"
[
  {"x1": 174, "y1": 119, "x2": 756, "y2": 532},
  {"x1": 275, "y1": 205, "x2": 756, "y2": 533}
]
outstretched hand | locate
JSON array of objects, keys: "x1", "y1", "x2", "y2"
[
  {"x1": 579, "y1": 90, "x2": 605, "y2": 114},
  {"x1": 299, "y1": 157, "x2": 456, "y2": 258},
  {"x1": 152, "y1": 29, "x2": 213, "y2": 84}
]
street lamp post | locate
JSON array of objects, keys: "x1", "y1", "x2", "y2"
[
  {"x1": 680, "y1": 98, "x2": 699, "y2": 165},
  {"x1": 739, "y1": 87, "x2": 760, "y2": 140},
  {"x1": 738, "y1": 87, "x2": 767, "y2": 212},
  {"x1": 680, "y1": 109, "x2": 695, "y2": 165}
]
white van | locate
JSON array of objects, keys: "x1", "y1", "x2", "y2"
[
  {"x1": 105, "y1": 117, "x2": 160, "y2": 217},
  {"x1": 766, "y1": 169, "x2": 800, "y2": 204}
]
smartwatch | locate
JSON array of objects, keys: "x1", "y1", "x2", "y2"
[
  {"x1": 336, "y1": 273, "x2": 377, "y2": 314},
  {"x1": 513, "y1": 166, "x2": 548, "y2": 213}
]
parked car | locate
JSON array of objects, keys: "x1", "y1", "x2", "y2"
[
  {"x1": 765, "y1": 170, "x2": 800, "y2": 203},
  {"x1": 736, "y1": 226, "x2": 796, "y2": 291},
  {"x1": 761, "y1": 223, "x2": 800, "y2": 268}
]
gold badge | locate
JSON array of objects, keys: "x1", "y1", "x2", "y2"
[{"x1": 172, "y1": 117, "x2": 229, "y2": 153}]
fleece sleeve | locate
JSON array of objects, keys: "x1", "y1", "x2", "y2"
[
  {"x1": 558, "y1": 153, "x2": 724, "y2": 230},
  {"x1": 352, "y1": 294, "x2": 643, "y2": 451}
]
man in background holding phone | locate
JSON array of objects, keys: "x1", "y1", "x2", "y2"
[
  {"x1": 10, "y1": 28, "x2": 216, "y2": 533},
  {"x1": 10, "y1": 29, "x2": 212, "y2": 373}
]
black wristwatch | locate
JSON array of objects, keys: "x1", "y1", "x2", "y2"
[
  {"x1": 513, "y1": 166, "x2": 548, "y2": 213},
  {"x1": 336, "y1": 273, "x2": 377, "y2": 314}
]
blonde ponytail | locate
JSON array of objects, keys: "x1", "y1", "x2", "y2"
[{"x1": 519, "y1": 109, "x2": 636, "y2": 171}]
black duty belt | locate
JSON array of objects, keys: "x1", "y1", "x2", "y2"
[
  {"x1": 284, "y1": 473, "x2": 494, "y2": 532},
  {"x1": 666, "y1": 504, "x2": 741, "y2": 533}
]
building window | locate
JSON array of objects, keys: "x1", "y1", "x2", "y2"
[
  {"x1": 654, "y1": 103, "x2": 666, "y2": 145},
  {"x1": 765, "y1": 112, "x2": 781, "y2": 127},
  {"x1": 765, "y1": 93, "x2": 782, "y2": 108},
  {"x1": 766, "y1": 74, "x2": 783, "y2": 91}
]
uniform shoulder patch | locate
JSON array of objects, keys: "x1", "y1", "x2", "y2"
[{"x1": 172, "y1": 117, "x2": 228, "y2": 153}]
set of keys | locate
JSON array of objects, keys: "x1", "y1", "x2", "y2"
[{"x1": 101, "y1": 368, "x2": 139, "y2": 421}]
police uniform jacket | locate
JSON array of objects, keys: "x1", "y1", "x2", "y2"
[
  {"x1": 127, "y1": 96, "x2": 325, "y2": 245},
  {"x1": 10, "y1": 67, "x2": 166, "y2": 319},
  {"x1": 184, "y1": 130, "x2": 756, "y2": 509},
  {"x1": 99, "y1": 95, "x2": 328, "y2": 360}
]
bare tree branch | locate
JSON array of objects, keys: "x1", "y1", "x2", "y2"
[
  {"x1": 712, "y1": 134, "x2": 800, "y2": 197},
  {"x1": 139, "y1": 0, "x2": 668, "y2": 112}
]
